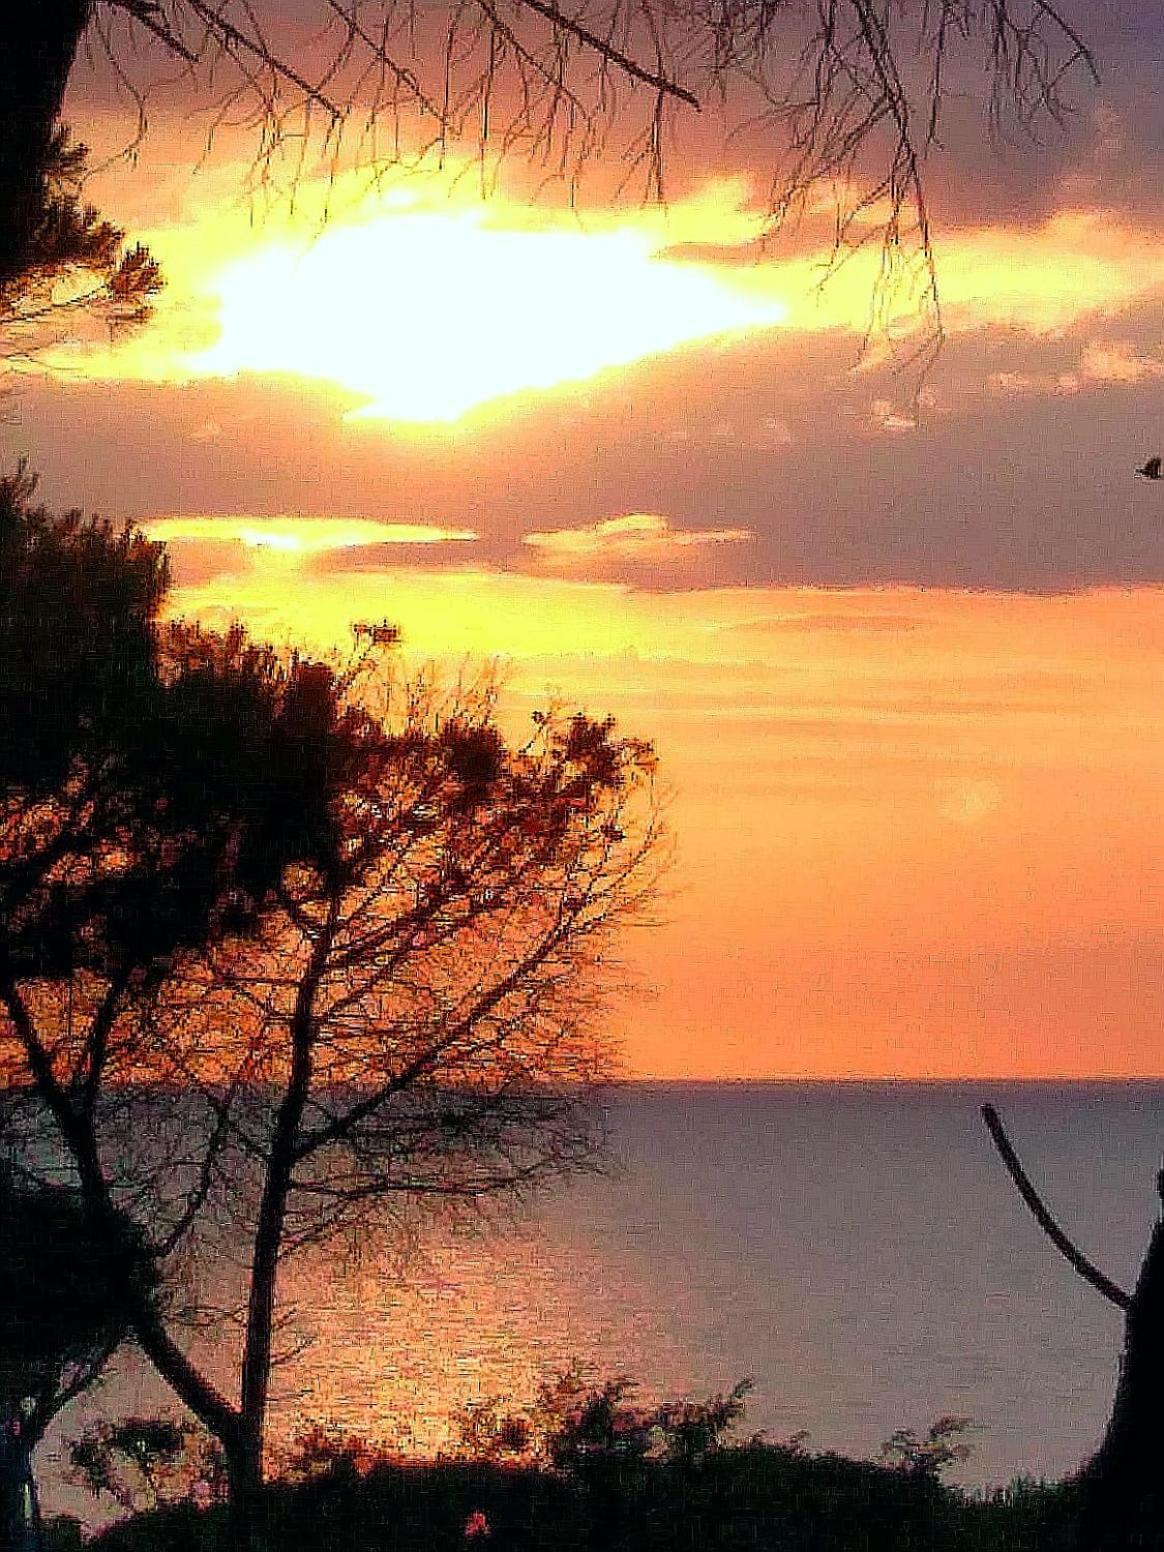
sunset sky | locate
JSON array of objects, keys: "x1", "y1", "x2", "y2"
[{"x1": 5, "y1": 1, "x2": 1164, "y2": 1079}]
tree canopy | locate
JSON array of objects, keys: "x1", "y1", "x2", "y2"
[
  {"x1": 0, "y1": 130, "x2": 159, "y2": 354},
  {"x1": 0, "y1": 1166, "x2": 159, "y2": 1552},
  {"x1": 0, "y1": 4, "x2": 159, "y2": 348},
  {"x1": 0, "y1": 471, "x2": 662, "y2": 1527},
  {"x1": 0, "y1": 467, "x2": 372, "y2": 1502},
  {"x1": 0, "y1": 1169, "x2": 138, "y2": 1435},
  {"x1": 0, "y1": 463, "x2": 362, "y2": 995}
]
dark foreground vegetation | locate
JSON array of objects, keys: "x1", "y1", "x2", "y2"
[
  {"x1": 40, "y1": 1384, "x2": 1078, "y2": 1552},
  {"x1": 46, "y1": 1442, "x2": 1076, "y2": 1552}
]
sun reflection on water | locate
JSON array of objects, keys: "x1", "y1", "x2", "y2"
[{"x1": 274, "y1": 1216, "x2": 692, "y2": 1454}]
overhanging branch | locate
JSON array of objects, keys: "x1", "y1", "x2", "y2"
[
  {"x1": 981, "y1": 1102, "x2": 1130, "y2": 1312},
  {"x1": 511, "y1": 0, "x2": 701, "y2": 108}
]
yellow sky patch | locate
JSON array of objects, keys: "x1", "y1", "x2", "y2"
[
  {"x1": 144, "y1": 515, "x2": 478, "y2": 551},
  {"x1": 40, "y1": 166, "x2": 789, "y2": 421}
]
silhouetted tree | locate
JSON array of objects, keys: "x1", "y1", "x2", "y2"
[
  {"x1": 0, "y1": 1167, "x2": 153, "y2": 1552},
  {"x1": 0, "y1": 466, "x2": 365, "y2": 1517},
  {"x1": 982, "y1": 1103, "x2": 1164, "y2": 1551},
  {"x1": 2, "y1": 2, "x2": 1095, "y2": 358},
  {"x1": 0, "y1": 128, "x2": 159, "y2": 355},
  {"x1": 0, "y1": 7, "x2": 158, "y2": 347},
  {"x1": 456, "y1": 1366, "x2": 754, "y2": 1470},
  {"x1": 878, "y1": 1416, "x2": 976, "y2": 1482},
  {"x1": 137, "y1": 671, "x2": 661, "y2": 1533},
  {"x1": 1078, "y1": 1189, "x2": 1164, "y2": 1552},
  {"x1": 0, "y1": 474, "x2": 663, "y2": 1535}
]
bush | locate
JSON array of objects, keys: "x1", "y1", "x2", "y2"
[
  {"x1": 67, "y1": 1416, "x2": 226, "y2": 1513},
  {"x1": 280, "y1": 1425, "x2": 394, "y2": 1484},
  {"x1": 456, "y1": 1366, "x2": 754, "y2": 1474},
  {"x1": 43, "y1": 1517, "x2": 86, "y2": 1552},
  {"x1": 879, "y1": 1417, "x2": 979, "y2": 1481}
]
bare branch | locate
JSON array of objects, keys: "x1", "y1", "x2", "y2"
[
  {"x1": 981, "y1": 1102, "x2": 1130, "y2": 1312},
  {"x1": 511, "y1": 0, "x2": 700, "y2": 107}
]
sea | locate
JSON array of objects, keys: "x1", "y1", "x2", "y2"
[{"x1": 36, "y1": 1081, "x2": 1164, "y2": 1521}]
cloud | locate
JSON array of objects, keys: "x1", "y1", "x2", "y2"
[
  {"x1": 990, "y1": 339, "x2": 1164, "y2": 399},
  {"x1": 1078, "y1": 342, "x2": 1164, "y2": 385},
  {"x1": 46, "y1": 106, "x2": 1164, "y2": 431},
  {"x1": 523, "y1": 513, "x2": 752, "y2": 566},
  {"x1": 143, "y1": 515, "x2": 478, "y2": 553},
  {"x1": 719, "y1": 611, "x2": 931, "y2": 637},
  {"x1": 51, "y1": 164, "x2": 789, "y2": 424},
  {"x1": 12, "y1": 297, "x2": 1164, "y2": 597}
]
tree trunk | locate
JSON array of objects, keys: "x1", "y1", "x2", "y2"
[
  {"x1": 1079, "y1": 1175, "x2": 1164, "y2": 1551},
  {"x1": 0, "y1": 0, "x2": 92, "y2": 287},
  {"x1": 65, "y1": 1109, "x2": 250, "y2": 1470},
  {"x1": 233, "y1": 940, "x2": 329, "y2": 1546},
  {"x1": 0, "y1": 1405, "x2": 43, "y2": 1552},
  {"x1": 228, "y1": 1141, "x2": 297, "y2": 1552},
  {"x1": 224, "y1": 1431, "x2": 267, "y2": 1550},
  {"x1": 237, "y1": 1156, "x2": 291, "y2": 1497}
]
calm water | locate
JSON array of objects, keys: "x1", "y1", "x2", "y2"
[{"x1": 38, "y1": 1081, "x2": 1164, "y2": 1517}]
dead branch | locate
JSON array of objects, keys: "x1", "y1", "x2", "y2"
[{"x1": 981, "y1": 1102, "x2": 1130, "y2": 1312}]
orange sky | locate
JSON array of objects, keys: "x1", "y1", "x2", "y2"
[
  {"x1": 136, "y1": 521, "x2": 1164, "y2": 1079},
  {"x1": 5, "y1": 9, "x2": 1164, "y2": 1077}
]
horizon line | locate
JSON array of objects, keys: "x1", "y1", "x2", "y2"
[{"x1": 612, "y1": 1074, "x2": 1164, "y2": 1086}]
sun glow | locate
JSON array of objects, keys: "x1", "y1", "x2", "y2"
[
  {"x1": 34, "y1": 137, "x2": 1164, "y2": 429},
  {"x1": 192, "y1": 203, "x2": 790, "y2": 422}
]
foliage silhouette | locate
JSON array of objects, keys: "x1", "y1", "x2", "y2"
[
  {"x1": 0, "y1": 467, "x2": 385, "y2": 1511},
  {"x1": 0, "y1": 128, "x2": 159, "y2": 355},
  {"x1": 879, "y1": 1417, "x2": 978, "y2": 1481},
  {"x1": 0, "y1": 0, "x2": 158, "y2": 346},
  {"x1": 52, "y1": 1421, "x2": 1076, "y2": 1552},
  {"x1": 67, "y1": 1416, "x2": 227, "y2": 1515},
  {"x1": 0, "y1": 1167, "x2": 158, "y2": 1552},
  {"x1": 0, "y1": 473, "x2": 662, "y2": 1534},
  {"x1": 457, "y1": 1366, "x2": 755, "y2": 1474}
]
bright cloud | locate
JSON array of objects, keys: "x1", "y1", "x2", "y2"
[
  {"x1": 143, "y1": 515, "x2": 478, "y2": 552},
  {"x1": 717, "y1": 611, "x2": 931, "y2": 637},
  {"x1": 990, "y1": 339, "x2": 1164, "y2": 398},
  {"x1": 18, "y1": 162, "x2": 792, "y2": 423},
  {"x1": 524, "y1": 513, "x2": 753, "y2": 564},
  {"x1": 23, "y1": 142, "x2": 1164, "y2": 430}
]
